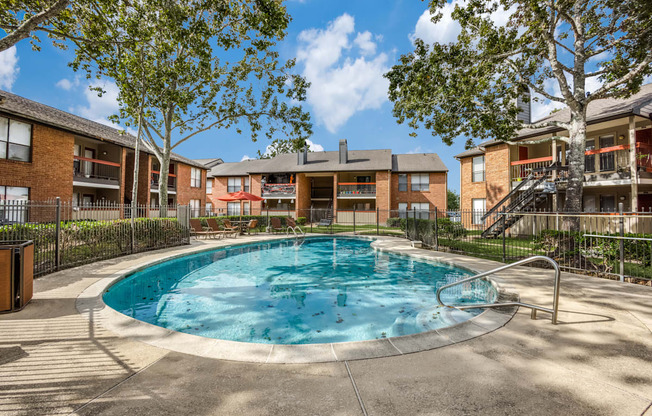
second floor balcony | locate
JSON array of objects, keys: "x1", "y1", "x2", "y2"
[
  {"x1": 73, "y1": 156, "x2": 120, "y2": 187},
  {"x1": 337, "y1": 183, "x2": 376, "y2": 198},
  {"x1": 151, "y1": 172, "x2": 176, "y2": 192},
  {"x1": 262, "y1": 183, "x2": 296, "y2": 197}
]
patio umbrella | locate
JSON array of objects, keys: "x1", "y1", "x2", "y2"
[{"x1": 217, "y1": 191, "x2": 264, "y2": 227}]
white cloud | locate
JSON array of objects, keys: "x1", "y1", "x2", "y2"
[
  {"x1": 56, "y1": 77, "x2": 81, "y2": 91},
  {"x1": 241, "y1": 155, "x2": 254, "y2": 161},
  {"x1": 406, "y1": 146, "x2": 433, "y2": 154},
  {"x1": 410, "y1": 1, "x2": 517, "y2": 45},
  {"x1": 306, "y1": 139, "x2": 324, "y2": 152},
  {"x1": 297, "y1": 14, "x2": 389, "y2": 133},
  {"x1": 0, "y1": 47, "x2": 19, "y2": 90},
  {"x1": 74, "y1": 82, "x2": 120, "y2": 127}
]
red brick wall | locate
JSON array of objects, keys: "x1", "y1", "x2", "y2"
[
  {"x1": 176, "y1": 163, "x2": 206, "y2": 205},
  {"x1": 376, "y1": 170, "x2": 390, "y2": 223},
  {"x1": 0, "y1": 123, "x2": 74, "y2": 202},
  {"x1": 485, "y1": 144, "x2": 510, "y2": 209},
  {"x1": 390, "y1": 172, "x2": 447, "y2": 211},
  {"x1": 250, "y1": 174, "x2": 263, "y2": 214},
  {"x1": 295, "y1": 173, "x2": 311, "y2": 216}
]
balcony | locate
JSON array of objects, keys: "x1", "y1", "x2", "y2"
[
  {"x1": 636, "y1": 142, "x2": 652, "y2": 173},
  {"x1": 73, "y1": 156, "x2": 120, "y2": 188},
  {"x1": 337, "y1": 183, "x2": 376, "y2": 198},
  {"x1": 511, "y1": 156, "x2": 553, "y2": 181},
  {"x1": 262, "y1": 183, "x2": 296, "y2": 197},
  {"x1": 151, "y1": 172, "x2": 176, "y2": 193}
]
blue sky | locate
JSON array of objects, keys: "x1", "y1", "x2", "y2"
[{"x1": 0, "y1": 0, "x2": 614, "y2": 192}]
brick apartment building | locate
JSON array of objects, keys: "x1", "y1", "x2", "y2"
[
  {"x1": 456, "y1": 84, "x2": 652, "y2": 233},
  {"x1": 201, "y1": 140, "x2": 448, "y2": 223},
  {"x1": 0, "y1": 90, "x2": 207, "y2": 220}
]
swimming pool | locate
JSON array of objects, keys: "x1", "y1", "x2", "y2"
[{"x1": 103, "y1": 237, "x2": 497, "y2": 344}]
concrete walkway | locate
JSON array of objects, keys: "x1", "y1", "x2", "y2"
[{"x1": 0, "y1": 236, "x2": 650, "y2": 415}]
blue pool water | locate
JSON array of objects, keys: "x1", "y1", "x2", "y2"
[{"x1": 103, "y1": 237, "x2": 496, "y2": 344}]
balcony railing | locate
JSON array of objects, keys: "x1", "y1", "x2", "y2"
[
  {"x1": 73, "y1": 156, "x2": 120, "y2": 184},
  {"x1": 584, "y1": 145, "x2": 629, "y2": 174},
  {"x1": 151, "y1": 172, "x2": 176, "y2": 190},
  {"x1": 636, "y1": 142, "x2": 652, "y2": 172},
  {"x1": 337, "y1": 183, "x2": 376, "y2": 197},
  {"x1": 511, "y1": 157, "x2": 553, "y2": 181},
  {"x1": 262, "y1": 183, "x2": 296, "y2": 197}
]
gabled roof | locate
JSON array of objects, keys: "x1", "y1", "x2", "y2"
[
  {"x1": 0, "y1": 90, "x2": 207, "y2": 169},
  {"x1": 455, "y1": 83, "x2": 652, "y2": 159},
  {"x1": 391, "y1": 153, "x2": 448, "y2": 172},
  {"x1": 193, "y1": 158, "x2": 224, "y2": 168},
  {"x1": 207, "y1": 149, "x2": 448, "y2": 177}
]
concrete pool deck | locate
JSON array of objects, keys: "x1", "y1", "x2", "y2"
[{"x1": 0, "y1": 235, "x2": 651, "y2": 415}]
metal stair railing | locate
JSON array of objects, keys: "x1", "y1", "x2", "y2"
[
  {"x1": 436, "y1": 255, "x2": 561, "y2": 324},
  {"x1": 481, "y1": 173, "x2": 534, "y2": 222}
]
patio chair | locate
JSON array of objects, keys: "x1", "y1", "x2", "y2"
[
  {"x1": 221, "y1": 219, "x2": 240, "y2": 235},
  {"x1": 286, "y1": 217, "x2": 304, "y2": 235},
  {"x1": 189, "y1": 218, "x2": 216, "y2": 239},
  {"x1": 269, "y1": 217, "x2": 284, "y2": 234},
  {"x1": 245, "y1": 219, "x2": 258, "y2": 235},
  {"x1": 318, "y1": 218, "x2": 332, "y2": 227},
  {"x1": 206, "y1": 218, "x2": 236, "y2": 238}
]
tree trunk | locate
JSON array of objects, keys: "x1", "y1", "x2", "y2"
[
  {"x1": 158, "y1": 148, "x2": 170, "y2": 218},
  {"x1": 563, "y1": 115, "x2": 587, "y2": 217},
  {"x1": 130, "y1": 110, "x2": 144, "y2": 251}
]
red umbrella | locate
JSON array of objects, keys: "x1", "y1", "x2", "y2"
[{"x1": 217, "y1": 191, "x2": 264, "y2": 226}]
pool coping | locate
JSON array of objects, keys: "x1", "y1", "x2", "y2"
[{"x1": 76, "y1": 235, "x2": 518, "y2": 364}]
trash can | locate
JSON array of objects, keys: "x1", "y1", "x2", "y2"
[{"x1": 0, "y1": 241, "x2": 34, "y2": 313}]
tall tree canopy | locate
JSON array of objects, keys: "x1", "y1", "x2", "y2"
[
  {"x1": 386, "y1": 0, "x2": 652, "y2": 213},
  {"x1": 71, "y1": 0, "x2": 312, "y2": 210}
]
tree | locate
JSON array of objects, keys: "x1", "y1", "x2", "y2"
[
  {"x1": 72, "y1": 0, "x2": 312, "y2": 213},
  {"x1": 257, "y1": 137, "x2": 308, "y2": 159},
  {"x1": 0, "y1": 0, "x2": 71, "y2": 52},
  {"x1": 447, "y1": 189, "x2": 460, "y2": 211},
  {"x1": 386, "y1": 0, "x2": 652, "y2": 216}
]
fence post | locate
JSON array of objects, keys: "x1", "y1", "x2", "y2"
[
  {"x1": 353, "y1": 207, "x2": 356, "y2": 235},
  {"x1": 502, "y1": 212, "x2": 507, "y2": 263},
  {"x1": 310, "y1": 207, "x2": 313, "y2": 233},
  {"x1": 376, "y1": 207, "x2": 379, "y2": 235},
  {"x1": 413, "y1": 207, "x2": 417, "y2": 241},
  {"x1": 55, "y1": 197, "x2": 61, "y2": 270},
  {"x1": 434, "y1": 207, "x2": 439, "y2": 251},
  {"x1": 619, "y1": 202, "x2": 624, "y2": 282}
]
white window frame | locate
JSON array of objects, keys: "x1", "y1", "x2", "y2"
[
  {"x1": 243, "y1": 177, "x2": 250, "y2": 193},
  {"x1": 191, "y1": 168, "x2": 201, "y2": 188},
  {"x1": 398, "y1": 202, "x2": 408, "y2": 219},
  {"x1": 206, "y1": 179, "x2": 212, "y2": 194},
  {"x1": 189, "y1": 199, "x2": 200, "y2": 217},
  {"x1": 227, "y1": 201, "x2": 240, "y2": 216},
  {"x1": 0, "y1": 117, "x2": 32, "y2": 162},
  {"x1": 472, "y1": 198, "x2": 486, "y2": 225},
  {"x1": 398, "y1": 174, "x2": 408, "y2": 192},
  {"x1": 0, "y1": 186, "x2": 30, "y2": 223},
  {"x1": 472, "y1": 156, "x2": 485, "y2": 182},
  {"x1": 227, "y1": 177, "x2": 241, "y2": 193},
  {"x1": 410, "y1": 174, "x2": 429, "y2": 192},
  {"x1": 411, "y1": 202, "x2": 430, "y2": 219},
  {"x1": 243, "y1": 201, "x2": 250, "y2": 215},
  {"x1": 205, "y1": 202, "x2": 212, "y2": 215}
]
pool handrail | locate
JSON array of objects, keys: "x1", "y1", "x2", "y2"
[{"x1": 435, "y1": 255, "x2": 561, "y2": 324}]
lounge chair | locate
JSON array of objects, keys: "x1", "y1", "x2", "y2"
[
  {"x1": 189, "y1": 218, "x2": 217, "y2": 239},
  {"x1": 206, "y1": 218, "x2": 236, "y2": 238},
  {"x1": 269, "y1": 217, "x2": 284, "y2": 234},
  {"x1": 318, "y1": 218, "x2": 332, "y2": 227}
]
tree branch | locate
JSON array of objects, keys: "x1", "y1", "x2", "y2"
[
  {"x1": 588, "y1": 53, "x2": 652, "y2": 101},
  {"x1": 0, "y1": 0, "x2": 70, "y2": 52}
]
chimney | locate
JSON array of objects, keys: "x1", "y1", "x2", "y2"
[
  {"x1": 515, "y1": 87, "x2": 531, "y2": 124},
  {"x1": 297, "y1": 146, "x2": 308, "y2": 165},
  {"x1": 339, "y1": 139, "x2": 348, "y2": 164}
]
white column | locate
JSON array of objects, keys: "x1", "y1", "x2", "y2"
[{"x1": 629, "y1": 116, "x2": 638, "y2": 211}]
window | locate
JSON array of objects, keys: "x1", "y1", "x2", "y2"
[
  {"x1": 412, "y1": 202, "x2": 430, "y2": 219},
  {"x1": 600, "y1": 195, "x2": 616, "y2": 213},
  {"x1": 398, "y1": 202, "x2": 408, "y2": 219},
  {"x1": 206, "y1": 202, "x2": 212, "y2": 215},
  {"x1": 411, "y1": 174, "x2": 429, "y2": 192},
  {"x1": 227, "y1": 201, "x2": 240, "y2": 216},
  {"x1": 472, "y1": 156, "x2": 485, "y2": 182},
  {"x1": 472, "y1": 198, "x2": 486, "y2": 225},
  {"x1": 243, "y1": 201, "x2": 250, "y2": 215},
  {"x1": 599, "y1": 135, "x2": 615, "y2": 172},
  {"x1": 228, "y1": 177, "x2": 241, "y2": 193},
  {"x1": 585, "y1": 139, "x2": 596, "y2": 173},
  {"x1": 398, "y1": 174, "x2": 408, "y2": 192},
  {"x1": 206, "y1": 179, "x2": 212, "y2": 194},
  {"x1": 189, "y1": 199, "x2": 200, "y2": 217},
  {"x1": 0, "y1": 117, "x2": 32, "y2": 162},
  {"x1": 0, "y1": 186, "x2": 29, "y2": 223},
  {"x1": 191, "y1": 168, "x2": 201, "y2": 188},
  {"x1": 243, "y1": 178, "x2": 250, "y2": 193}
]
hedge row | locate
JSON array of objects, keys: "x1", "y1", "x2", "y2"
[{"x1": 194, "y1": 215, "x2": 307, "y2": 231}]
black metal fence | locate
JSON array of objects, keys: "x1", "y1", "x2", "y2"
[{"x1": 0, "y1": 199, "x2": 191, "y2": 276}]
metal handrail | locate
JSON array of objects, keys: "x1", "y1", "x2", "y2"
[{"x1": 436, "y1": 255, "x2": 561, "y2": 324}]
